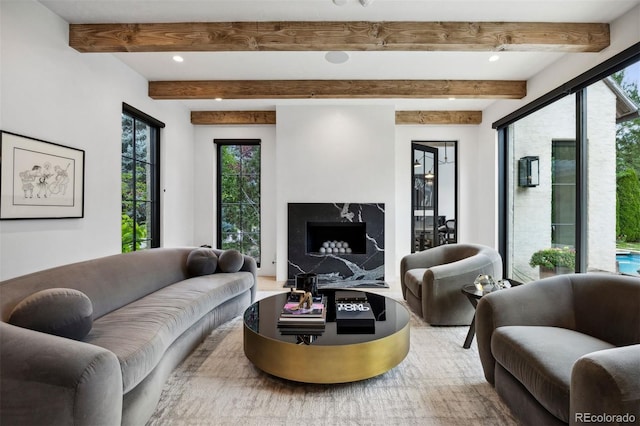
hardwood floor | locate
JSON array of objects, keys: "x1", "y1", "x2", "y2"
[{"x1": 256, "y1": 276, "x2": 288, "y2": 292}]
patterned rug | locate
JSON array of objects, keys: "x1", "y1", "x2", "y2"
[{"x1": 147, "y1": 292, "x2": 516, "y2": 426}]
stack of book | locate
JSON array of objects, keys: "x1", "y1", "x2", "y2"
[{"x1": 277, "y1": 294, "x2": 327, "y2": 331}]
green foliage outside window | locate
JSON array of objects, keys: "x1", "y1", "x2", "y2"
[
  {"x1": 219, "y1": 144, "x2": 261, "y2": 263},
  {"x1": 121, "y1": 112, "x2": 155, "y2": 252},
  {"x1": 612, "y1": 70, "x2": 640, "y2": 243},
  {"x1": 617, "y1": 169, "x2": 640, "y2": 242}
]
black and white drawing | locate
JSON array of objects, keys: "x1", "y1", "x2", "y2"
[{"x1": 1, "y1": 131, "x2": 84, "y2": 219}]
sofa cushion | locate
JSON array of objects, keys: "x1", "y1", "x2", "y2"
[
  {"x1": 187, "y1": 248, "x2": 218, "y2": 277},
  {"x1": 218, "y1": 249, "x2": 244, "y2": 273},
  {"x1": 8, "y1": 288, "x2": 93, "y2": 340},
  {"x1": 492, "y1": 326, "x2": 615, "y2": 423},
  {"x1": 84, "y1": 271, "x2": 253, "y2": 393},
  {"x1": 404, "y1": 268, "x2": 426, "y2": 298}
]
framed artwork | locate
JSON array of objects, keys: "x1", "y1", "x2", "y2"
[{"x1": 1, "y1": 131, "x2": 85, "y2": 219}]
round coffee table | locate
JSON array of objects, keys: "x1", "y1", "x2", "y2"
[{"x1": 243, "y1": 290, "x2": 410, "y2": 383}]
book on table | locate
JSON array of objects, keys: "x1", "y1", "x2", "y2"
[
  {"x1": 277, "y1": 296, "x2": 327, "y2": 328},
  {"x1": 335, "y1": 301, "x2": 375, "y2": 334}
]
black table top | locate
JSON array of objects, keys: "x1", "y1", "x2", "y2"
[{"x1": 243, "y1": 289, "x2": 410, "y2": 346}]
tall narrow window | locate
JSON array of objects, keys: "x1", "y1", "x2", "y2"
[
  {"x1": 551, "y1": 140, "x2": 576, "y2": 247},
  {"x1": 216, "y1": 140, "x2": 261, "y2": 266},
  {"x1": 121, "y1": 104, "x2": 163, "y2": 252}
]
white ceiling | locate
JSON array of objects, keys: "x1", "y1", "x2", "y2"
[{"x1": 38, "y1": 0, "x2": 640, "y2": 112}]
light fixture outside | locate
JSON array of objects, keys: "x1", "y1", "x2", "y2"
[
  {"x1": 325, "y1": 51, "x2": 350, "y2": 64},
  {"x1": 172, "y1": 55, "x2": 184, "y2": 63}
]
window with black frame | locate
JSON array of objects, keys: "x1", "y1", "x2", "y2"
[
  {"x1": 216, "y1": 140, "x2": 261, "y2": 266},
  {"x1": 496, "y1": 43, "x2": 640, "y2": 281},
  {"x1": 121, "y1": 104, "x2": 163, "y2": 252}
]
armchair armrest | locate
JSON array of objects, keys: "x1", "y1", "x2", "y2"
[
  {"x1": 476, "y1": 277, "x2": 576, "y2": 384},
  {"x1": 570, "y1": 344, "x2": 640, "y2": 425},
  {"x1": 1, "y1": 322, "x2": 123, "y2": 426},
  {"x1": 400, "y1": 249, "x2": 447, "y2": 298},
  {"x1": 239, "y1": 254, "x2": 258, "y2": 301}
]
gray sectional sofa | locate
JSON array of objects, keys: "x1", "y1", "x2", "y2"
[
  {"x1": 476, "y1": 273, "x2": 640, "y2": 425},
  {"x1": 0, "y1": 247, "x2": 257, "y2": 426}
]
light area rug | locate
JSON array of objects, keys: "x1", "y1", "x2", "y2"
[{"x1": 147, "y1": 292, "x2": 516, "y2": 426}]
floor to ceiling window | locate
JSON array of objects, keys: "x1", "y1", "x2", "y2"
[
  {"x1": 497, "y1": 43, "x2": 640, "y2": 281},
  {"x1": 121, "y1": 104, "x2": 163, "y2": 253},
  {"x1": 504, "y1": 95, "x2": 577, "y2": 282},
  {"x1": 216, "y1": 139, "x2": 261, "y2": 266}
]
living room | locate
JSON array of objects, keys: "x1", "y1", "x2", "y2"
[
  {"x1": 0, "y1": 0, "x2": 637, "y2": 283},
  {"x1": 1, "y1": 1, "x2": 639, "y2": 425}
]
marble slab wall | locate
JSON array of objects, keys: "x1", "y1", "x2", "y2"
[{"x1": 287, "y1": 203, "x2": 385, "y2": 284}]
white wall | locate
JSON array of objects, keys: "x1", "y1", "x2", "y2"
[
  {"x1": 395, "y1": 125, "x2": 482, "y2": 271},
  {"x1": 192, "y1": 124, "x2": 277, "y2": 276},
  {"x1": 276, "y1": 105, "x2": 396, "y2": 282},
  {"x1": 0, "y1": 1, "x2": 195, "y2": 280}
]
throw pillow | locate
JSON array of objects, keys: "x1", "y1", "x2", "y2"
[
  {"x1": 8, "y1": 288, "x2": 93, "y2": 341},
  {"x1": 218, "y1": 249, "x2": 244, "y2": 273},
  {"x1": 187, "y1": 247, "x2": 218, "y2": 276}
]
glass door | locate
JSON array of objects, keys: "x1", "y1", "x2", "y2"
[{"x1": 412, "y1": 144, "x2": 438, "y2": 251}]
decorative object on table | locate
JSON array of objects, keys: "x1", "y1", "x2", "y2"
[
  {"x1": 285, "y1": 290, "x2": 317, "y2": 311},
  {"x1": 295, "y1": 272, "x2": 318, "y2": 296},
  {"x1": 335, "y1": 297, "x2": 375, "y2": 334},
  {"x1": 277, "y1": 293, "x2": 326, "y2": 329},
  {"x1": 473, "y1": 274, "x2": 496, "y2": 292},
  {"x1": 0, "y1": 131, "x2": 85, "y2": 219},
  {"x1": 529, "y1": 246, "x2": 575, "y2": 278}
]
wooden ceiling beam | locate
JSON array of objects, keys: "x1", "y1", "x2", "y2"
[
  {"x1": 190, "y1": 110, "x2": 482, "y2": 125},
  {"x1": 191, "y1": 111, "x2": 276, "y2": 125},
  {"x1": 395, "y1": 110, "x2": 482, "y2": 125},
  {"x1": 150, "y1": 79, "x2": 526, "y2": 100},
  {"x1": 69, "y1": 21, "x2": 609, "y2": 53}
]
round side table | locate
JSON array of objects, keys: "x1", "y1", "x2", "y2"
[{"x1": 460, "y1": 279, "x2": 523, "y2": 349}]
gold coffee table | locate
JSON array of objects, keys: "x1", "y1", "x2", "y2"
[{"x1": 243, "y1": 290, "x2": 410, "y2": 383}]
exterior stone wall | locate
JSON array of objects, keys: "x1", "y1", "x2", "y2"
[{"x1": 509, "y1": 81, "x2": 617, "y2": 281}]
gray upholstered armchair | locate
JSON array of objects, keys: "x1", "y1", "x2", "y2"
[
  {"x1": 400, "y1": 243, "x2": 503, "y2": 325},
  {"x1": 476, "y1": 273, "x2": 640, "y2": 425}
]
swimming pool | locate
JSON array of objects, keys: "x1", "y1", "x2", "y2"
[{"x1": 616, "y1": 252, "x2": 640, "y2": 276}]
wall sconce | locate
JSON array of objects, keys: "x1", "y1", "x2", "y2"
[{"x1": 518, "y1": 156, "x2": 539, "y2": 187}]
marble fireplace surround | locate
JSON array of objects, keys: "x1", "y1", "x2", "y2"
[{"x1": 287, "y1": 203, "x2": 385, "y2": 287}]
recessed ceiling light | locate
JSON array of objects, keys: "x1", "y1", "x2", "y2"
[
  {"x1": 448, "y1": 97, "x2": 456, "y2": 101},
  {"x1": 172, "y1": 55, "x2": 184, "y2": 63},
  {"x1": 325, "y1": 51, "x2": 350, "y2": 64},
  {"x1": 215, "y1": 97, "x2": 223, "y2": 102},
  {"x1": 489, "y1": 54, "x2": 500, "y2": 62}
]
